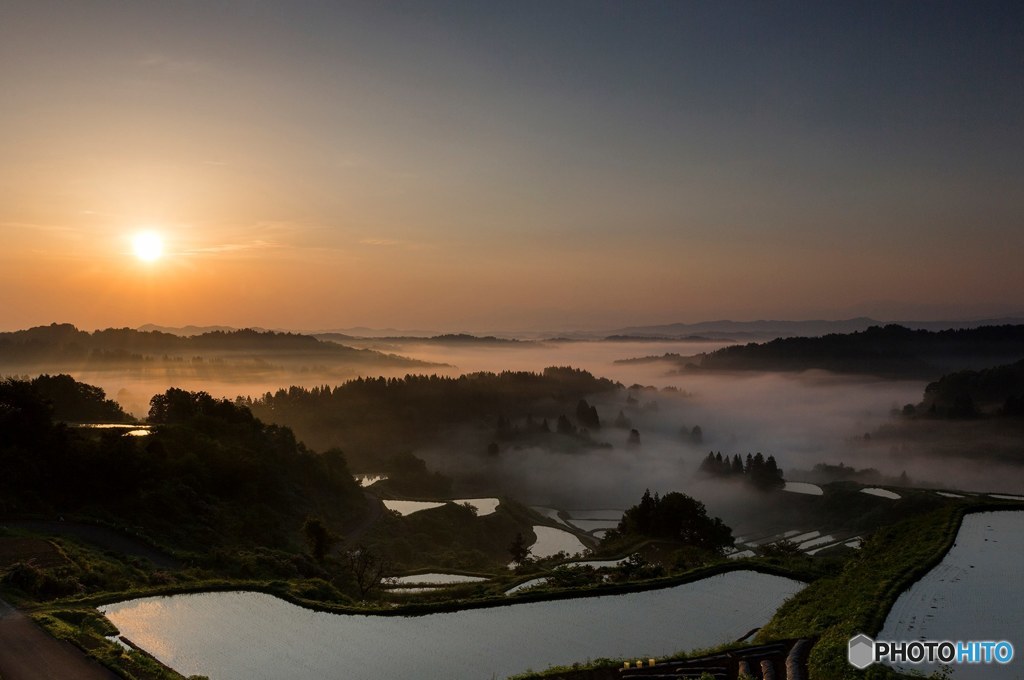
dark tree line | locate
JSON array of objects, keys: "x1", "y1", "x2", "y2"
[
  {"x1": 490, "y1": 400, "x2": 613, "y2": 454},
  {"x1": 695, "y1": 324, "x2": 1024, "y2": 378},
  {"x1": 699, "y1": 451, "x2": 784, "y2": 489},
  {"x1": 0, "y1": 323, "x2": 428, "y2": 371}
]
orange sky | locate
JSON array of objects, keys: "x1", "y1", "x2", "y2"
[{"x1": 2, "y1": 2, "x2": 1022, "y2": 332}]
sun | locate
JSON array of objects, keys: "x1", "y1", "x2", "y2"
[{"x1": 132, "y1": 231, "x2": 164, "y2": 262}]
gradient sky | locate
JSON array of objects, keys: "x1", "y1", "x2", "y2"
[{"x1": 2, "y1": 1, "x2": 1022, "y2": 332}]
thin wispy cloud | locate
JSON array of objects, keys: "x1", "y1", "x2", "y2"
[
  {"x1": 358, "y1": 238, "x2": 432, "y2": 251},
  {"x1": 184, "y1": 240, "x2": 283, "y2": 255}
]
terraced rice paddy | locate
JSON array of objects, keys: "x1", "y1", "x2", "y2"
[
  {"x1": 529, "y1": 526, "x2": 587, "y2": 558},
  {"x1": 529, "y1": 507, "x2": 572, "y2": 528},
  {"x1": 564, "y1": 519, "x2": 619, "y2": 532},
  {"x1": 389, "y1": 573, "x2": 488, "y2": 586},
  {"x1": 382, "y1": 500, "x2": 446, "y2": 515},
  {"x1": 101, "y1": 570, "x2": 805, "y2": 680},
  {"x1": 781, "y1": 482, "x2": 823, "y2": 495},
  {"x1": 382, "y1": 498, "x2": 500, "y2": 516},
  {"x1": 879, "y1": 511, "x2": 1024, "y2": 679},
  {"x1": 860, "y1": 487, "x2": 901, "y2": 500},
  {"x1": 452, "y1": 498, "x2": 500, "y2": 515}
]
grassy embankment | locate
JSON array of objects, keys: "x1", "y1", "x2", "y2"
[
  {"x1": 30, "y1": 609, "x2": 200, "y2": 680},
  {"x1": 510, "y1": 497, "x2": 1024, "y2": 680},
  {"x1": 760, "y1": 498, "x2": 1024, "y2": 679},
  {"x1": 17, "y1": 498, "x2": 1023, "y2": 680}
]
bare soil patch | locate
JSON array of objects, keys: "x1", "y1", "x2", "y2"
[{"x1": 0, "y1": 537, "x2": 69, "y2": 570}]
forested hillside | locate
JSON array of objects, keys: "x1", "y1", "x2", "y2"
[
  {"x1": 243, "y1": 367, "x2": 621, "y2": 462},
  {"x1": 0, "y1": 323, "x2": 431, "y2": 368},
  {"x1": 680, "y1": 324, "x2": 1024, "y2": 378},
  {"x1": 0, "y1": 377, "x2": 366, "y2": 552}
]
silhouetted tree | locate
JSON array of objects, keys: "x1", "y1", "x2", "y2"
[
  {"x1": 699, "y1": 452, "x2": 717, "y2": 474},
  {"x1": 618, "y1": 490, "x2": 732, "y2": 554},
  {"x1": 576, "y1": 399, "x2": 601, "y2": 430},
  {"x1": 302, "y1": 517, "x2": 338, "y2": 563},
  {"x1": 345, "y1": 544, "x2": 389, "y2": 599},
  {"x1": 508, "y1": 532, "x2": 531, "y2": 565},
  {"x1": 496, "y1": 414, "x2": 513, "y2": 439},
  {"x1": 556, "y1": 414, "x2": 575, "y2": 435}
]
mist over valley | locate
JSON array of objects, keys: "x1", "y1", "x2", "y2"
[{"x1": 4, "y1": 3, "x2": 1023, "y2": 677}]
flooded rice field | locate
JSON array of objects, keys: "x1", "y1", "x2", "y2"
[
  {"x1": 879, "y1": 511, "x2": 1024, "y2": 679},
  {"x1": 101, "y1": 570, "x2": 805, "y2": 680}
]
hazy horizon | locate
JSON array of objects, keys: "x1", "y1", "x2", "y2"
[{"x1": 5, "y1": 311, "x2": 1024, "y2": 338}]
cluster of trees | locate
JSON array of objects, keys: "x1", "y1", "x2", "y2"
[
  {"x1": 20, "y1": 373, "x2": 132, "y2": 423},
  {"x1": 378, "y1": 499, "x2": 524, "y2": 571},
  {"x1": 799, "y1": 462, "x2": 910, "y2": 487},
  {"x1": 575, "y1": 399, "x2": 600, "y2": 429},
  {"x1": 245, "y1": 367, "x2": 620, "y2": 464},
  {"x1": 616, "y1": 489, "x2": 733, "y2": 554},
  {"x1": 494, "y1": 413, "x2": 551, "y2": 440},
  {"x1": 680, "y1": 424, "x2": 703, "y2": 444},
  {"x1": 698, "y1": 451, "x2": 784, "y2": 489},
  {"x1": 490, "y1": 401, "x2": 616, "y2": 454},
  {"x1": 377, "y1": 450, "x2": 452, "y2": 497},
  {"x1": 0, "y1": 377, "x2": 365, "y2": 552}
]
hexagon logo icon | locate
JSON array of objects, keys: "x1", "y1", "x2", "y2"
[{"x1": 848, "y1": 633, "x2": 875, "y2": 669}]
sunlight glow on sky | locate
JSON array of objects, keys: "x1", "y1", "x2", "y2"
[{"x1": 1, "y1": 1, "x2": 1022, "y2": 331}]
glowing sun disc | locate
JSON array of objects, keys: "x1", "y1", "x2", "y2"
[{"x1": 132, "y1": 232, "x2": 164, "y2": 262}]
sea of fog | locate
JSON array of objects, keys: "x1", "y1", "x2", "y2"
[
  {"x1": 68, "y1": 339, "x2": 730, "y2": 414},
  {"x1": 35, "y1": 339, "x2": 1024, "y2": 496}
]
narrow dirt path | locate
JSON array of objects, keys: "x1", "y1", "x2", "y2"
[{"x1": 0, "y1": 597, "x2": 119, "y2": 680}]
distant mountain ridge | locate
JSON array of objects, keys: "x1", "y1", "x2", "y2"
[
  {"x1": 315, "y1": 332, "x2": 527, "y2": 346},
  {"x1": 137, "y1": 323, "x2": 260, "y2": 336},
  {"x1": 133, "y1": 318, "x2": 1024, "y2": 342},
  {"x1": 0, "y1": 323, "x2": 435, "y2": 366},
  {"x1": 610, "y1": 317, "x2": 1024, "y2": 340}
]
